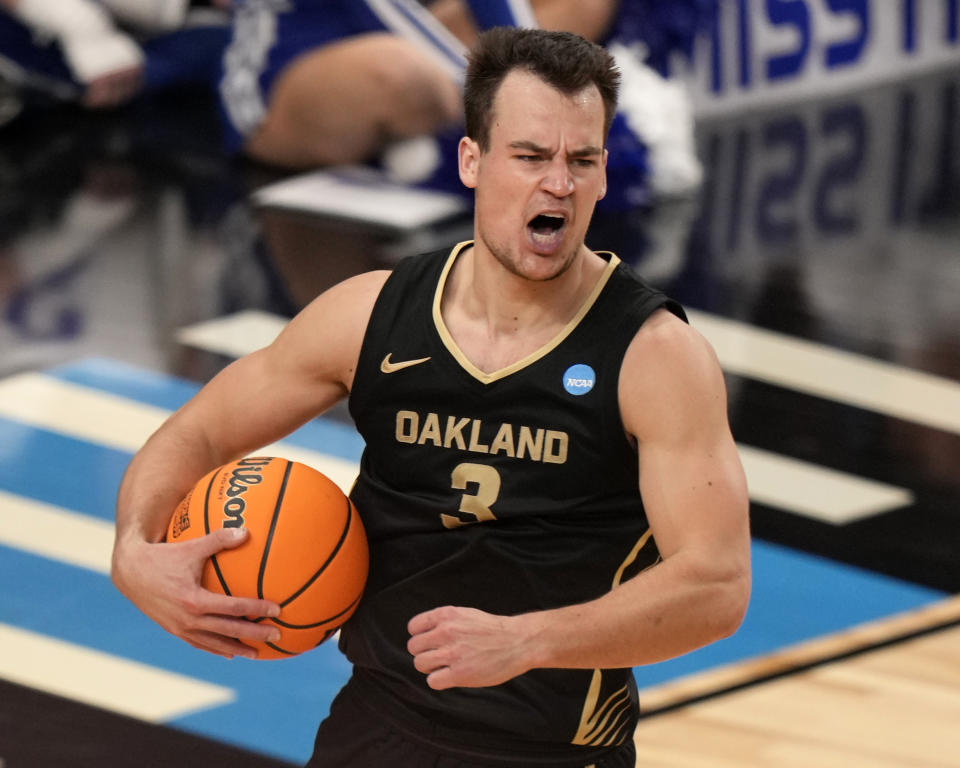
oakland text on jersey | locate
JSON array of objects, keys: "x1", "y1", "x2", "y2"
[{"x1": 394, "y1": 409, "x2": 569, "y2": 465}]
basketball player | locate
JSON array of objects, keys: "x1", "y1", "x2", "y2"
[{"x1": 112, "y1": 27, "x2": 750, "y2": 767}]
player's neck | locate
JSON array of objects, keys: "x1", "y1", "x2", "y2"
[
  {"x1": 466, "y1": 243, "x2": 600, "y2": 326},
  {"x1": 441, "y1": 243, "x2": 606, "y2": 372}
]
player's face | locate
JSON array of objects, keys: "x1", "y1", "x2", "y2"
[{"x1": 458, "y1": 69, "x2": 608, "y2": 283}]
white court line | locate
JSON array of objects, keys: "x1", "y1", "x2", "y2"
[
  {"x1": 176, "y1": 309, "x2": 288, "y2": 360},
  {"x1": 0, "y1": 372, "x2": 360, "y2": 493},
  {"x1": 736, "y1": 446, "x2": 913, "y2": 525},
  {"x1": 687, "y1": 310, "x2": 960, "y2": 437},
  {"x1": 0, "y1": 623, "x2": 234, "y2": 722},
  {"x1": 0, "y1": 490, "x2": 113, "y2": 573}
]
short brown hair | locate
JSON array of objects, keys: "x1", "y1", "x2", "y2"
[{"x1": 464, "y1": 27, "x2": 620, "y2": 151}]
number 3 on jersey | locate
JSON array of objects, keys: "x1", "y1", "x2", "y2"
[{"x1": 441, "y1": 462, "x2": 501, "y2": 529}]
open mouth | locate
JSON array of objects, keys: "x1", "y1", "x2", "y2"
[
  {"x1": 528, "y1": 213, "x2": 566, "y2": 235},
  {"x1": 527, "y1": 213, "x2": 567, "y2": 251}
]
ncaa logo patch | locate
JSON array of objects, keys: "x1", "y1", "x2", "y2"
[{"x1": 563, "y1": 364, "x2": 596, "y2": 396}]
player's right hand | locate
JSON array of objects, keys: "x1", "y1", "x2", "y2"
[{"x1": 111, "y1": 527, "x2": 282, "y2": 659}]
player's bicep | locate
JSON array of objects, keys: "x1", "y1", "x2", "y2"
[
  {"x1": 270, "y1": 269, "x2": 389, "y2": 389},
  {"x1": 636, "y1": 433, "x2": 748, "y2": 565},
  {"x1": 620, "y1": 313, "x2": 749, "y2": 564},
  {"x1": 180, "y1": 270, "x2": 388, "y2": 459}
]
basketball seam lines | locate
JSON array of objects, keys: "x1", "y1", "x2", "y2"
[
  {"x1": 279, "y1": 495, "x2": 355, "y2": 608},
  {"x1": 264, "y1": 625, "x2": 339, "y2": 656},
  {"x1": 258, "y1": 460, "x2": 293, "y2": 600},
  {"x1": 205, "y1": 468, "x2": 232, "y2": 596},
  {"x1": 269, "y1": 593, "x2": 363, "y2": 629}
]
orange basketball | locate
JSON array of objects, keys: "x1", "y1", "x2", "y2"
[{"x1": 166, "y1": 456, "x2": 368, "y2": 659}]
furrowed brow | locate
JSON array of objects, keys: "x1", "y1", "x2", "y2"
[
  {"x1": 509, "y1": 140, "x2": 549, "y2": 154},
  {"x1": 569, "y1": 146, "x2": 604, "y2": 158},
  {"x1": 508, "y1": 141, "x2": 604, "y2": 158}
]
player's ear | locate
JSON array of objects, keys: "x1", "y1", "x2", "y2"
[
  {"x1": 598, "y1": 148, "x2": 608, "y2": 201},
  {"x1": 458, "y1": 136, "x2": 480, "y2": 189}
]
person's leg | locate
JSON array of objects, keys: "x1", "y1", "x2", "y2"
[
  {"x1": 427, "y1": 0, "x2": 620, "y2": 45},
  {"x1": 244, "y1": 32, "x2": 461, "y2": 168},
  {"x1": 526, "y1": 0, "x2": 620, "y2": 41},
  {"x1": 236, "y1": 0, "x2": 622, "y2": 169}
]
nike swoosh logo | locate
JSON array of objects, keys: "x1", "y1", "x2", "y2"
[{"x1": 380, "y1": 353, "x2": 431, "y2": 373}]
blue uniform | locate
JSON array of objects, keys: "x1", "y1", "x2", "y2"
[
  {"x1": 0, "y1": 0, "x2": 714, "y2": 210},
  {"x1": 0, "y1": 8, "x2": 230, "y2": 101},
  {"x1": 605, "y1": 0, "x2": 717, "y2": 75},
  {"x1": 219, "y1": 0, "x2": 468, "y2": 150},
  {"x1": 218, "y1": 0, "x2": 715, "y2": 209}
]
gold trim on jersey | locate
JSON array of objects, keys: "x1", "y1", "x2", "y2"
[
  {"x1": 432, "y1": 241, "x2": 621, "y2": 384},
  {"x1": 571, "y1": 529, "x2": 661, "y2": 748},
  {"x1": 612, "y1": 529, "x2": 656, "y2": 589},
  {"x1": 571, "y1": 670, "x2": 632, "y2": 747}
]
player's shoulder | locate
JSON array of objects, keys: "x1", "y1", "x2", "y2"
[
  {"x1": 269, "y1": 269, "x2": 392, "y2": 386},
  {"x1": 335, "y1": 268, "x2": 393, "y2": 300},
  {"x1": 282, "y1": 269, "x2": 391, "y2": 349},
  {"x1": 619, "y1": 310, "x2": 728, "y2": 442},
  {"x1": 632, "y1": 306, "x2": 699, "y2": 346},
  {"x1": 307, "y1": 269, "x2": 391, "y2": 316},
  {"x1": 622, "y1": 308, "x2": 721, "y2": 389}
]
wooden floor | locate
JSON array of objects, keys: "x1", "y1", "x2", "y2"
[{"x1": 634, "y1": 602, "x2": 960, "y2": 766}]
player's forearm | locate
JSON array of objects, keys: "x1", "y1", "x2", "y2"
[
  {"x1": 114, "y1": 413, "x2": 223, "y2": 546},
  {"x1": 516, "y1": 550, "x2": 750, "y2": 672},
  {"x1": 113, "y1": 348, "x2": 328, "y2": 547}
]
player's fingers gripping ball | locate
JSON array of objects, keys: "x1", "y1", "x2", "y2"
[{"x1": 166, "y1": 457, "x2": 368, "y2": 659}]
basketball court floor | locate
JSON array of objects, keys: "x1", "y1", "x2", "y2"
[{"x1": 1, "y1": 36, "x2": 959, "y2": 768}]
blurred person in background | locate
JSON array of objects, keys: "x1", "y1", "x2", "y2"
[
  {"x1": 221, "y1": 0, "x2": 715, "y2": 209},
  {"x1": 0, "y1": 0, "x2": 714, "y2": 207},
  {"x1": 0, "y1": 0, "x2": 230, "y2": 112}
]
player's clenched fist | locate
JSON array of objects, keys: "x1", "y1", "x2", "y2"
[{"x1": 407, "y1": 606, "x2": 535, "y2": 690}]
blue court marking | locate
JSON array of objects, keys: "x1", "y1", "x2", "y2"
[
  {"x1": 49, "y1": 357, "x2": 204, "y2": 412},
  {"x1": 0, "y1": 358, "x2": 949, "y2": 763},
  {"x1": 0, "y1": 416, "x2": 128, "y2": 520},
  {"x1": 0, "y1": 544, "x2": 350, "y2": 762},
  {"x1": 48, "y1": 357, "x2": 367, "y2": 462}
]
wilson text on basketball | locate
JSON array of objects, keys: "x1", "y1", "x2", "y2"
[{"x1": 221, "y1": 457, "x2": 272, "y2": 527}]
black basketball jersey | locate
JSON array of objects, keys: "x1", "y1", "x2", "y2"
[{"x1": 341, "y1": 241, "x2": 686, "y2": 761}]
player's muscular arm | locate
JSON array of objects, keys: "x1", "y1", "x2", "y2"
[
  {"x1": 112, "y1": 270, "x2": 388, "y2": 658},
  {"x1": 408, "y1": 310, "x2": 751, "y2": 688}
]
